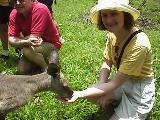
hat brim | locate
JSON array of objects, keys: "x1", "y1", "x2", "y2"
[{"x1": 90, "y1": 2, "x2": 140, "y2": 24}]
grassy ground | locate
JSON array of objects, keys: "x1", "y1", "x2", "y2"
[{"x1": 0, "y1": 0, "x2": 159, "y2": 119}]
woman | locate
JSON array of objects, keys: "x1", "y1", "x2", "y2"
[{"x1": 67, "y1": 0, "x2": 155, "y2": 119}]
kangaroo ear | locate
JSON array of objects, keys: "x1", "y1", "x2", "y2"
[{"x1": 47, "y1": 63, "x2": 60, "y2": 75}]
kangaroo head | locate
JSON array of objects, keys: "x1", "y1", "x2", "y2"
[
  {"x1": 47, "y1": 63, "x2": 73, "y2": 99},
  {"x1": 47, "y1": 63, "x2": 60, "y2": 77}
]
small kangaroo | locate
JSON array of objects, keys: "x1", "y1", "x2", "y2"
[{"x1": 0, "y1": 64, "x2": 73, "y2": 119}]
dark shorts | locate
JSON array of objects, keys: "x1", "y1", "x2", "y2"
[{"x1": 0, "y1": 5, "x2": 12, "y2": 24}]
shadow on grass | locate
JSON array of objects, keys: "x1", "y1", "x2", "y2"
[
  {"x1": 0, "y1": 54, "x2": 19, "y2": 74},
  {"x1": 87, "y1": 110, "x2": 109, "y2": 120},
  {"x1": 87, "y1": 104, "x2": 115, "y2": 120}
]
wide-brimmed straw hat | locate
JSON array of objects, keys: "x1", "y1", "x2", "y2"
[{"x1": 90, "y1": 0, "x2": 140, "y2": 24}]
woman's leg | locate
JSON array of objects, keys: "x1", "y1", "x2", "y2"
[
  {"x1": 109, "y1": 113, "x2": 119, "y2": 120},
  {"x1": 86, "y1": 89, "x2": 121, "y2": 120},
  {"x1": 87, "y1": 82, "x2": 122, "y2": 109},
  {"x1": 113, "y1": 79, "x2": 155, "y2": 120}
]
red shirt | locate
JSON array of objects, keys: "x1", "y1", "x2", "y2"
[{"x1": 9, "y1": 2, "x2": 61, "y2": 48}]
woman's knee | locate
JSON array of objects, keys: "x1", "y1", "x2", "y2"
[{"x1": 109, "y1": 113, "x2": 119, "y2": 120}]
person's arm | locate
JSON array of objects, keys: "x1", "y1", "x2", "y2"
[
  {"x1": 9, "y1": 36, "x2": 31, "y2": 48},
  {"x1": 68, "y1": 71, "x2": 129, "y2": 102},
  {"x1": 9, "y1": 34, "x2": 42, "y2": 48},
  {"x1": 97, "y1": 59, "x2": 113, "y2": 83}
]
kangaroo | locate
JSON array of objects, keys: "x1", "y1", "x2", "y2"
[{"x1": 0, "y1": 64, "x2": 73, "y2": 119}]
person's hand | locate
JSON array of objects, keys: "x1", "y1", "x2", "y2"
[
  {"x1": 67, "y1": 91, "x2": 84, "y2": 103},
  {"x1": 30, "y1": 37, "x2": 43, "y2": 46},
  {"x1": 24, "y1": 35, "x2": 43, "y2": 46}
]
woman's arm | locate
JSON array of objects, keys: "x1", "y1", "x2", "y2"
[
  {"x1": 97, "y1": 59, "x2": 113, "y2": 83},
  {"x1": 68, "y1": 71, "x2": 129, "y2": 102}
]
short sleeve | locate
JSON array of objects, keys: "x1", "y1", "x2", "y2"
[
  {"x1": 8, "y1": 10, "x2": 21, "y2": 37},
  {"x1": 119, "y1": 46, "x2": 148, "y2": 76}
]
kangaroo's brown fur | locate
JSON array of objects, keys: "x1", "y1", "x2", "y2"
[{"x1": 0, "y1": 64, "x2": 73, "y2": 119}]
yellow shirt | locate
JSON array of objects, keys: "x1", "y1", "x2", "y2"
[
  {"x1": 0, "y1": 0, "x2": 9, "y2": 6},
  {"x1": 103, "y1": 28, "x2": 153, "y2": 78}
]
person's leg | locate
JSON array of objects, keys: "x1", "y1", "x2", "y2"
[
  {"x1": 109, "y1": 113, "x2": 120, "y2": 120},
  {"x1": 22, "y1": 46, "x2": 48, "y2": 71},
  {"x1": 109, "y1": 112, "x2": 152, "y2": 120},
  {"x1": 86, "y1": 94, "x2": 120, "y2": 120},
  {"x1": 54, "y1": 0, "x2": 56, "y2": 4},
  {"x1": 113, "y1": 79, "x2": 155, "y2": 120},
  {"x1": 0, "y1": 6, "x2": 11, "y2": 60},
  {"x1": 48, "y1": 0, "x2": 53, "y2": 13},
  {"x1": 38, "y1": 42, "x2": 60, "y2": 74},
  {"x1": 23, "y1": 42, "x2": 60, "y2": 74},
  {"x1": 40, "y1": 42, "x2": 73, "y2": 99},
  {"x1": 17, "y1": 55, "x2": 44, "y2": 75},
  {"x1": 85, "y1": 88, "x2": 120, "y2": 120},
  {"x1": 84, "y1": 82, "x2": 122, "y2": 119},
  {"x1": 47, "y1": 49, "x2": 60, "y2": 75},
  {"x1": 0, "y1": 24, "x2": 9, "y2": 54},
  {"x1": 17, "y1": 56, "x2": 33, "y2": 75},
  {"x1": 87, "y1": 80, "x2": 122, "y2": 107}
]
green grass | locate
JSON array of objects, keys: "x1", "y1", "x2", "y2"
[{"x1": 0, "y1": 0, "x2": 159, "y2": 119}]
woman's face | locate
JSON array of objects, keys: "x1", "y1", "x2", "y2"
[
  {"x1": 101, "y1": 10, "x2": 125, "y2": 33},
  {"x1": 14, "y1": 0, "x2": 32, "y2": 15}
]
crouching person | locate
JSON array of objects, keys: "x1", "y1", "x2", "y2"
[
  {"x1": 8, "y1": 0, "x2": 62, "y2": 75},
  {"x1": 67, "y1": 0, "x2": 155, "y2": 120}
]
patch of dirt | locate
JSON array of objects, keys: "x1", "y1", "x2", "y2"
[
  {"x1": 137, "y1": 16, "x2": 159, "y2": 29},
  {"x1": 74, "y1": 10, "x2": 159, "y2": 30}
]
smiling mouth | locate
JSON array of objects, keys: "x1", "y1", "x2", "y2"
[
  {"x1": 105, "y1": 24, "x2": 115, "y2": 29},
  {"x1": 105, "y1": 22, "x2": 118, "y2": 28}
]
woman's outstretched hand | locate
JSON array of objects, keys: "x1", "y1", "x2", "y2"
[{"x1": 67, "y1": 91, "x2": 84, "y2": 103}]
